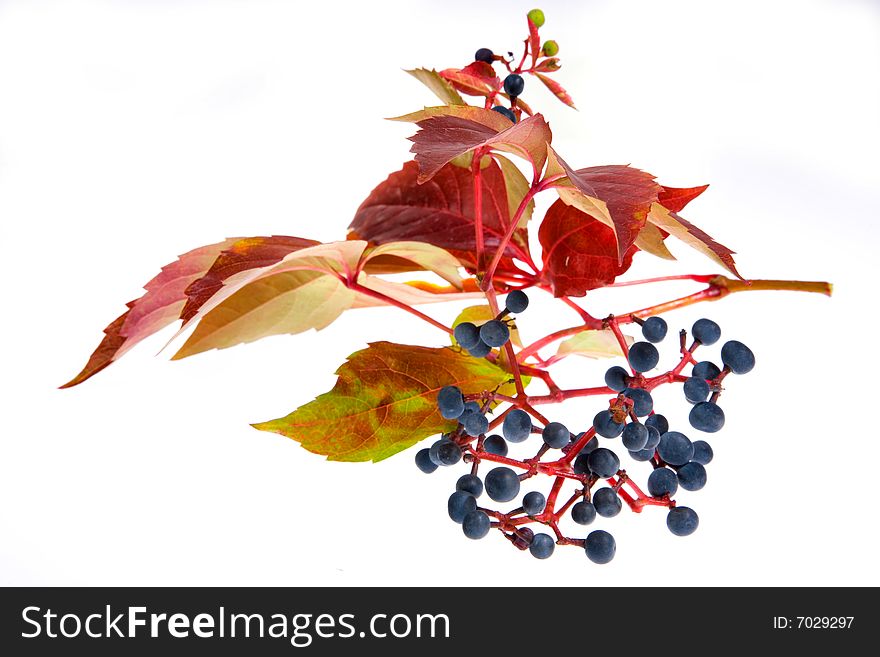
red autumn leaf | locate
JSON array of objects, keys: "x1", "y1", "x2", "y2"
[
  {"x1": 657, "y1": 184, "x2": 710, "y2": 213},
  {"x1": 532, "y1": 58, "x2": 562, "y2": 73},
  {"x1": 438, "y1": 62, "x2": 500, "y2": 97},
  {"x1": 349, "y1": 160, "x2": 533, "y2": 276},
  {"x1": 535, "y1": 72, "x2": 575, "y2": 108},
  {"x1": 527, "y1": 18, "x2": 541, "y2": 65},
  {"x1": 60, "y1": 238, "x2": 241, "y2": 388},
  {"x1": 461, "y1": 61, "x2": 501, "y2": 89},
  {"x1": 180, "y1": 235, "x2": 320, "y2": 323},
  {"x1": 408, "y1": 112, "x2": 552, "y2": 182},
  {"x1": 548, "y1": 148, "x2": 659, "y2": 264},
  {"x1": 538, "y1": 199, "x2": 638, "y2": 297}
]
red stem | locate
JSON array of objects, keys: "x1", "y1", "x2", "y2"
[{"x1": 348, "y1": 282, "x2": 451, "y2": 334}]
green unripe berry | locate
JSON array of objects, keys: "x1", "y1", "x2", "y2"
[
  {"x1": 541, "y1": 40, "x2": 559, "y2": 57},
  {"x1": 527, "y1": 8, "x2": 545, "y2": 28}
]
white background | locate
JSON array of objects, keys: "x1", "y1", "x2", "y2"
[{"x1": 1, "y1": 0, "x2": 877, "y2": 586}]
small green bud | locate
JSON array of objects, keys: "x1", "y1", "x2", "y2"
[
  {"x1": 541, "y1": 40, "x2": 559, "y2": 57},
  {"x1": 527, "y1": 9, "x2": 545, "y2": 28}
]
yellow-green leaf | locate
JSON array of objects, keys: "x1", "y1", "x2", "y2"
[
  {"x1": 252, "y1": 341, "x2": 520, "y2": 462},
  {"x1": 556, "y1": 328, "x2": 633, "y2": 359}
]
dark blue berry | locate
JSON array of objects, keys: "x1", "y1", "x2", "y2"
[
  {"x1": 677, "y1": 462, "x2": 707, "y2": 491},
  {"x1": 648, "y1": 467, "x2": 678, "y2": 497},
  {"x1": 480, "y1": 320, "x2": 510, "y2": 347},
  {"x1": 691, "y1": 440, "x2": 713, "y2": 465},
  {"x1": 667, "y1": 506, "x2": 699, "y2": 536},
  {"x1": 505, "y1": 290, "x2": 529, "y2": 313},
  {"x1": 485, "y1": 467, "x2": 521, "y2": 502},
  {"x1": 623, "y1": 387, "x2": 653, "y2": 416},
  {"x1": 657, "y1": 431, "x2": 694, "y2": 466},
  {"x1": 604, "y1": 366, "x2": 629, "y2": 392},
  {"x1": 448, "y1": 491, "x2": 477, "y2": 523},
  {"x1": 483, "y1": 434, "x2": 508, "y2": 456},
  {"x1": 453, "y1": 322, "x2": 480, "y2": 349},
  {"x1": 689, "y1": 402, "x2": 725, "y2": 433},
  {"x1": 573, "y1": 453, "x2": 591, "y2": 474},
  {"x1": 641, "y1": 316, "x2": 668, "y2": 343},
  {"x1": 585, "y1": 530, "x2": 616, "y2": 564},
  {"x1": 572, "y1": 501, "x2": 597, "y2": 525},
  {"x1": 692, "y1": 361, "x2": 721, "y2": 381},
  {"x1": 588, "y1": 448, "x2": 620, "y2": 478},
  {"x1": 529, "y1": 533, "x2": 555, "y2": 559},
  {"x1": 645, "y1": 413, "x2": 669, "y2": 435},
  {"x1": 721, "y1": 340, "x2": 755, "y2": 374},
  {"x1": 622, "y1": 423, "x2": 649, "y2": 451},
  {"x1": 463, "y1": 412, "x2": 489, "y2": 437},
  {"x1": 437, "y1": 385, "x2": 465, "y2": 419},
  {"x1": 628, "y1": 341, "x2": 660, "y2": 372},
  {"x1": 456, "y1": 474, "x2": 483, "y2": 498},
  {"x1": 474, "y1": 47, "x2": 494, "y2": 63},
  {"x1": 503, "y1": 73, "x2": 525, "y2": 96},
  {"x1": 683, "y1": 377, "x2": 711, "y2": 404},
  {"x1": 593, "y1": 410, "x2": 624, "y2": 438},
  {"x1": 503, "y1": 409, "x2": 532, "y2": 443},
  {"x1": 542, "y1": 421, "x2": 570, "y2": 449},
  {"x1": 415, "y1": 448, "x2": 438, "y2": 473},
  {"x1": 593, "y1": 487, "x2": 622, "y2": 517},
  {"x1": 435, "y1": 440, "x2": 462, "y2": 466},
  {"x1": 462, "y1": 510, "x2": 491, "y2": 539},
  {"x1": 644, "y1": 425, "x2": 661, "y2": 450},
  {"x1": 522, "y1": 491, "x2": 546, "y2": 515},
  {"x1": 692, "y1": 318, "x2": 721, "y2": 345},
  {"x1": 428, "y1": 438, "x2": 450, "y2": 466}
]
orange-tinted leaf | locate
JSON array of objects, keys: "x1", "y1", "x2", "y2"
[
  {"x1": 407, "y1": 112, "x2": 552, "y2": 182},
  {"x1": 538, "y1": 199, "x2": 638, "y2": 297},
  {"x1": 252, "y1": 342, "x2": 520, "y2": 462},
  {"x1": 181, "y1": 235, "x2": 319, "y2": 323},
  {"x1": 349, "y1": 160, "x2": 533, "y2": 276},
  {"x1": 439, "y1": 62, "x2": 500, "y2": 97},
  {"x1": 535, "y1": 72, "x2": 575, "y2": 108},
  {"x1": 547, "y1": 148, "x2": 659, "y2": 264},
  {"x1": 61, "y1": 238, "x2": 240, "y2": 388},
  {"x1": 392, "y1": 105, "x2": 513, "y2": 131},
  {"x1": 657, "y1": 184, "x2": 710, "y2": 213}
]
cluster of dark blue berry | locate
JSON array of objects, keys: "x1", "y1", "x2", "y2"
[
  {"x1": 452, "y1": 289, "x2": 528, "y2": 356},
  {"x1": 416, "y1": 295, "x2": 756, "y2": 564}
]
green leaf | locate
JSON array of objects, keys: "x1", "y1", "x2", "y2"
[
  {"x1": 556, "y1": 329, "x2": 633, "y2": 359},
  {"x1": 253, "y1": 342, "x2": 520, "y2": 462},
  {"x1": 405, "y1": 68, "x2": 465, "y2": 106}
]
